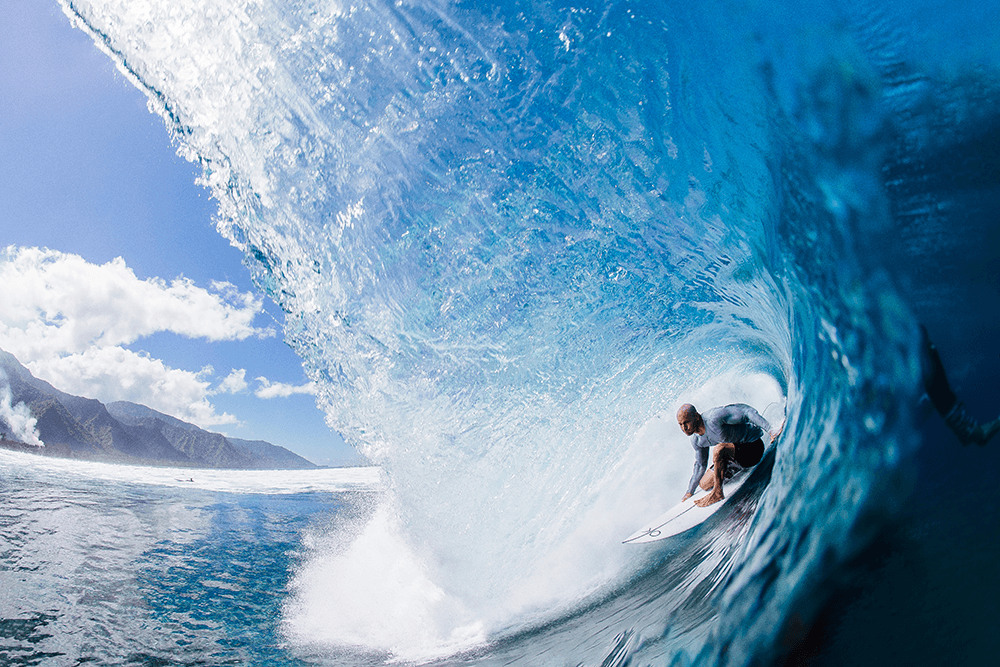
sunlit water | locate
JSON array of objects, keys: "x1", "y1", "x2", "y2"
[
  {"x1": 0, "y1": 449, "x2": 382, "y2": 666},
  {"x1": 5, "y1": 0, "x2": 998, "y2": 664}
]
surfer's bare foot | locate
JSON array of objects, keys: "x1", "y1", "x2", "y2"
[{"x1": 695, "y1": 490, "x2": 723, "y2": 507}]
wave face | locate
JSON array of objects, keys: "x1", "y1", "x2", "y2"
[{"x1": 60, "y1": 0, "x2": 997, "y2": 663}]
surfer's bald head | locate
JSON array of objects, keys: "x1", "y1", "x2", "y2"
[{"x1": 676, "y1": 404, "x2": 703, "y2": 436}]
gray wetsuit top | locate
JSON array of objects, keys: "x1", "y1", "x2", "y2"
[{"x1": 687, "y1": 404, "x2": 770, "y2": 496}]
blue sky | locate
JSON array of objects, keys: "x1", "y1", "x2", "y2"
[{"x1": 0, "y1": 1, "x2": 359, "y2": 466}]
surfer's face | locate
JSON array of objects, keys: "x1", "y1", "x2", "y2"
[{"x1": 677, "y1": 413, "x2": 700, "y2": 436}]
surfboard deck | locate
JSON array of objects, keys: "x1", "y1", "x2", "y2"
[{"x1": 623, "y1": 473, "x2": 748, "y2": 544}]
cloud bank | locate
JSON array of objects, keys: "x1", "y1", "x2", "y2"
[
  {"x1": 0, "y1": 246, "x2": 279, "y2": 427},
  {"x1": 255, "y1": 377, "x2": 317, "y2": 399}
]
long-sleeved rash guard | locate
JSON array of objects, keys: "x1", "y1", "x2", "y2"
[{"x1": 686, "y1": 404, "x2": 770, "y2": 496}]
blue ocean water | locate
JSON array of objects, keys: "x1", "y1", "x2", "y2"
[
  {"x1": 4, "y1": 0, "x2": 999, "y2": 664},
  {"x1": 0, "y1": 452, "x2": 383, "y2": 665}
]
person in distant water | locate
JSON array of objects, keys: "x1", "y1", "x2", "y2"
[
  {"x1": 920, "y1": 325, "x2": 1000, "y2": 445},
  {"x1": 677, "y1": 403, "x2": 777, "y2": 507}
]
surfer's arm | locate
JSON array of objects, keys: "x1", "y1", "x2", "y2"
[
  {"x1": 720, "y1": 404, "x2": 773, "y2": 442},
  {"x1": 686, "y1": 440, "x2": 709, "y2": 498},
  {"x1": 745, "y1": 407, "x2": 774, "y2": 442}
]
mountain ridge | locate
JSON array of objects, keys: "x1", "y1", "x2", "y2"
[{"x1": 0, "y1": 348, "x2": 319, "y2": 470}]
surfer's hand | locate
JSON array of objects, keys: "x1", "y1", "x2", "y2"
[{"x1": 682, "y1": 492, "x2": 693, "y2": 502}]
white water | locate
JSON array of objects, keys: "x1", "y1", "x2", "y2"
[
  {"x1": 284, "y1": 370, "x2": 784, "y2": 660},
  {"x1": 0, "y1": 448, "x2": 381, "y2": 495},
  {"x1": 0, "y1": 371, "x2": 44, "y2": 446}
]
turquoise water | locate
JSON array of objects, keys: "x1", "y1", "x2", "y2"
[{"x1": 5, "y1": 0, "x2": 998, "y2": 664}]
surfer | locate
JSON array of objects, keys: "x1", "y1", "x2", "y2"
[
  {"x1": 920, "y1": 325, "x2": 1000, "y2": 445},
  {"x1": 677, "y1": 403, "x2": 776, "y2": 507}
]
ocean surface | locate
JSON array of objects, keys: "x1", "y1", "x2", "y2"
[{"x1": 3, "y1": 0, "x2": 999, "y2": 664}]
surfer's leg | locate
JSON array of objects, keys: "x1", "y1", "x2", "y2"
[
  {"x1": 695, "y1": 443, "x2": 734, "y2": 507},
  {"x1": 733, "y1": 438, "x2": 765, "y2": 468}
]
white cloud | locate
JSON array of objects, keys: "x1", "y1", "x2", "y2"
[
  {"x1": 0, "y1": 246, "x2": 273, "y2": 362},
  {"x1": 0, "y1": 246, "x2": 273, "y2": 429},
  {"x1": 255, "y1": 377, "x2": 317, "y2": 399},
  {"x1": 215, "y1": 368, "x2": 249, "y2": 394},
  {"x1": 26, "y1": 347, "x2": 239, "y2": 428}
]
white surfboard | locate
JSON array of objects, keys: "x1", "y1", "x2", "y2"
[{"x1": 623, "y1": 474, "x2": 748, "y2": 544}]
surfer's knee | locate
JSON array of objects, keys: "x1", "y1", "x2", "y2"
[{"x1": 714, "y1": 442, "x2": 735, "y2": 463}]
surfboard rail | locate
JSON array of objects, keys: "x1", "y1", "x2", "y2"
[{"x1": 623, "y1": 473, "x2": 748, "y2": 544}]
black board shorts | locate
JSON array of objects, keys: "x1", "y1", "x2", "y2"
[{"x1": 733, "y1": 437, "x2": 765, "y2": 468}]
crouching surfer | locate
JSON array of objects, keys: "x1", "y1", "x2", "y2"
[{"x1": 676, "y1": 403, "x2": 778, "y2": 507}]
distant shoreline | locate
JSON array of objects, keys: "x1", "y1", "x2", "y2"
[
  {"x1": 1, "y1": 438, "x2": 76, "y2": 458},
  {"x1": 0, "y1": 438, "x2": 337, "y2": 470}
]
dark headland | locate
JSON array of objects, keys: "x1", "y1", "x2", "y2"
[{"x1": 0, "y1": 348, "x2": 320, "y2": 470}]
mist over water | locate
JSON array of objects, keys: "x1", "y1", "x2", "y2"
[
  {"x1": 0, "y1": 371, "x2": 44, "y2": 446},
  {"x1": 26, "y1": 0, "x2": 1000, "y2": 664}
]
